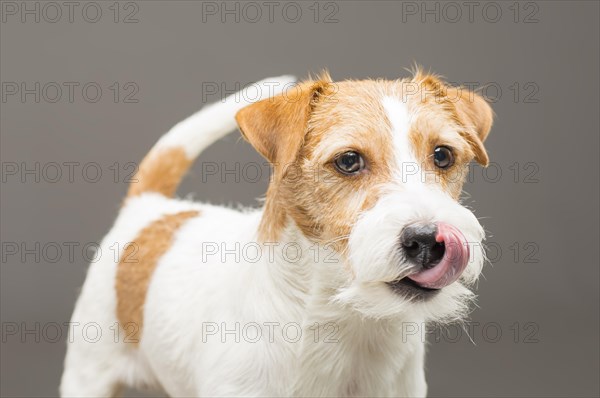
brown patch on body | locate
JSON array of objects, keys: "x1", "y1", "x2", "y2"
[
  {"x1": 115, "y1": 210, "x2": 199, "y2": 344},
  {"x1": 127, "y1": 147, "x2": 192, "y2": 198}
]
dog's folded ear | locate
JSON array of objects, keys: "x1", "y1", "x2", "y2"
[
  {"x1": 414, "y1": 71, "x2": 493, "y2": 166},
  {"x1": 436, "y1": 87, "x2": 494, "y2": 166},
  {"x1": 449, "y1": 88, "x2": 494, "y2": 167},
  {"x1": 236, "y1": 78, "x2": 331, "y2": 170}
]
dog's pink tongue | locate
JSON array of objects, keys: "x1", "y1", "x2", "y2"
[{"x1": 407, "y1": 223, "x2": 470, "y2": 289}]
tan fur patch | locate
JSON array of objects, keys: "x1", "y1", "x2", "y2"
[
  {"x1": 411, "y1": 71, "x2": 493, "y2": 166},
  {"x1": 282, "y1": 80, "x2": 396, "y2": 247},
  {"x1": 127, "y1": 147, "x2": 192, "y2": 198},
  {"x1": 115, "y1": 210, "x2": 199, "y2": 344}
]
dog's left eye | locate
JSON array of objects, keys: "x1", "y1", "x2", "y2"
[
  {"x1": 334, "y1": 151, "x2": 365, "y2": 175},
  {"x1": 433, "y1": 146, "x2": 454, "y2": 169}
]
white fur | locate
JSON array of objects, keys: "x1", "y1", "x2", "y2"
[
  {"x1": 382, "y1": 96, "x2": 418, "y2": 180},
  {"x1": 61, "y1": 78, "x2": 486, "y2": 397}
]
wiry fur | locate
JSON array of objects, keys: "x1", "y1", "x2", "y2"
[{"x1": 61, "y1": 71, "x2": 493, "y2": 397}]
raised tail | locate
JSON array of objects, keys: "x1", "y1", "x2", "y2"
[{"x1": 127, "y1": 75, "x2": 296, "y2": 198}]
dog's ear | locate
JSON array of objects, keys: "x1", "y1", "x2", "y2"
[
  {"x1": 414, "y1": 70, "x2": 493, "y2": 166},
  {"x1": 236, "y1": 79, "x2": 330, "y2": 169},
  {"x1": 449, "y1": 88, "x2": 494, "y2": 166}
]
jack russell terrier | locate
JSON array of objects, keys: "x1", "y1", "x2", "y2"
[{"x1": 61, "y1": 70, "x2": 493, "y2": 397}]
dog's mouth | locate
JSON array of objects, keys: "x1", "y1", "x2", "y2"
[
  {"x1": 387, "y1": 277, "x2": 440, "y2": 300},
  {"x1": 387, "y1": 223, "x2": 470, "y2": 300}
]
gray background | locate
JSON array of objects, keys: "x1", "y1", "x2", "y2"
[{"x1": 1, "y1": 1, "x2": 599, "y2": 397}]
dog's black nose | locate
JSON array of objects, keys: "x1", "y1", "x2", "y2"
[{"x1": 400, "y1": 224, "x2": 445, "y2": 269}]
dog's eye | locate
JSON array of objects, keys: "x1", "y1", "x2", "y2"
[
  {"x1": 334, "y1": 151, "x2": 365, "y2": 175},
  {"x1": 433, "y1": 146, "x2": 454, "y2": 169}
]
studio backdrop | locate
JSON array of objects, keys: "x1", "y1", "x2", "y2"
[{"x1": 1, "y1": 1, "x2": 599, "y2": 397}]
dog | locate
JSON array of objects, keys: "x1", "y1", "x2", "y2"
[{"x1": 61, "y1": 70, "x2": 493, "y2": 397}]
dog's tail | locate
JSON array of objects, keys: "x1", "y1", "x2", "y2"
[{"x1": 126, "y1": 75, "x2": 295, "y2": 198}]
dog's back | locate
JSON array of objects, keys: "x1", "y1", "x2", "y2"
[{"x1": 60, "y1": 76, "x2": 297, "y2": 397}]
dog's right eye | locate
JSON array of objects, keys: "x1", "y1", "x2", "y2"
[{"x1": 334, "y1": 151, "x2": 365, "y2": 175}]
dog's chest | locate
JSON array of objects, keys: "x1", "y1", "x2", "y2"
[{"x1": 290, "y1": 318, "x2": 425, "y2": 397}]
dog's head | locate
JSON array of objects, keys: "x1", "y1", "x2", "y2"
[{"x1": 236, "y1": 71, "x2": 492, "y2": 321}]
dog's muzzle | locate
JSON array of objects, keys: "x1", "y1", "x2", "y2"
[{"x1": 400, "y1": 222, "x2": 470, "y2": 289}]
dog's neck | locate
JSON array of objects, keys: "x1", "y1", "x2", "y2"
[{"x1": 259, "y1": 220, "x2": 427, "y2": 396}]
